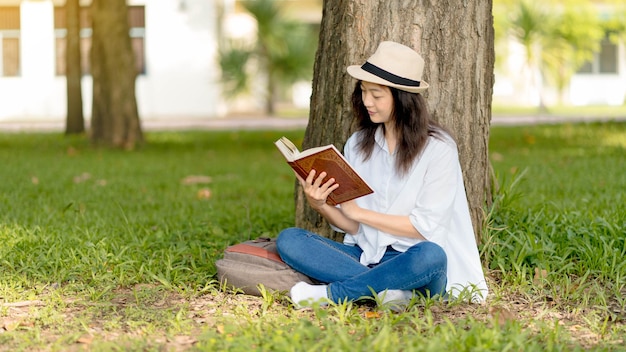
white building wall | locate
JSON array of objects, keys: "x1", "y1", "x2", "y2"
[
  {"x1": 21, "y1": 0, "x2": 55, "y2": 118},
  {"x1": 569, "y1": 43, "x2": 626, "y2": 106},
  {"x1": 493, "y1": 40, "x2": 542, "y2": 106},
  {"x1": 0, "y1": 0, "x2": 221, "y2": 122},
  {"x1": 0, "y1": 0, "x2": 58, "y2": 120},
  {"x1": 137, "y1": 0, "x2": 221, "y2": 119},
  {"x1": 493, "y1": 38, "x2": 626, "y2": 107}
]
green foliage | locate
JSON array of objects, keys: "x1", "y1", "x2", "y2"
[
  {"x1": 218, "y1": 0, "x2": 317, "y2": 112},
  {"x1": 542, "y1": 2, "x2": 604, "y2": 96},
  {"x1": 485, "y1": 122, "x2": 626, "y2": 307},
  {"x1": 603, "y1": 0, "x2": 626, "y2": 43},
  {"x1": 508, "y1": 0, "x2": 550, "y2": 51},
  {"x1": 494, "y1": 0, "x2": 609, "y2": 105},
  {"x1": 219, "y1": 44, "x2": 253, "y2": 97}
]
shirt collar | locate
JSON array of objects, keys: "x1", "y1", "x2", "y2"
[
  {"x1": 374, "y1": 125, "x2": 394, "y2": 154},
  {"x1": 374, "y1": 125, "x2": 386, "y2": 148}
]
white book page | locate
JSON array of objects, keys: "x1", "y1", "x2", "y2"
[
  {"x1": 296, "y1": 144, "x2": 334, "y2": 159},
  {"x1": 275, "y1": 137, "x2": 334, "y2": 161},
  {"x1": 275, "y1": 137, "x2": 298, "y2": 161}
]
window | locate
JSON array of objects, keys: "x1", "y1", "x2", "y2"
[
  {"x1": 128, "y1": 6, "x2": 146, "y2": 75},
  {"x1": 54, "y1": 6, "x2": 146, "y2": 76},
  {"x1": 578, "y1": 36, "x2": 619, "y2": 74},
  {"x1": 0, "y1": 7, "x2": 20, "y2": 77},
  {"x1": 598, "y1": 38, "x2": 617, "y2": 73}
]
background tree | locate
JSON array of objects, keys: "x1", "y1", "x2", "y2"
[
  {"x1": 506, "y1": 0, "x2": 551, "y2": 111},
  {"x1": 90, "y1": 0, "x2": 142, "y2": 148},
  {"x1": 496, "y1": 0, "x2": 606, "y2": 108},
  {"x1": 541, "y1": 2, "x2": 603, "y2": 105},
  {"x1": 64, "y1": 0, "x2": 84, "y2": 135},
  {"x1": 492, "y1": 0, "x2": 514, "y2": 74},
  {"x1": 218, "y1": 0, "x2": 316, "y2": 115},
  {"x1": 296, "y1": 0, "x2": 495, "y2": 243}
]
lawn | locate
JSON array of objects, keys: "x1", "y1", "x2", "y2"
[{"x1": 0, "y1": 122, "x2": 624, "y2": 351}]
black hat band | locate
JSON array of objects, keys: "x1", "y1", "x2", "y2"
[{"x1": 361, "y1": 61, "x2": 421, "y2": 87}]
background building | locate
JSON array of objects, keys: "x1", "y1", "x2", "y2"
[
  {"x1": 0, "y1": 0, "x2": 623, "y2": 123},
  {"x1": 0, "y1": 0, "x2": 221, "y2": 122}
]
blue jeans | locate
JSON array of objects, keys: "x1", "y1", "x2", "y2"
[{"x1": 276, "y1": 227, "x2": 447, "y2": 303}]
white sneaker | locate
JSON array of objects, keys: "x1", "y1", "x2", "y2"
[
  {"x1": 290, "y1": 282, "x2": 329, "y2": 309},
  {"x1": 377, "y1": 289, "x2": 414, "y2": 312}
]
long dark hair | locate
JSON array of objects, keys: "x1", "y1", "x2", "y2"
[{"x1": 351, "y1": 81, "x2": 447, "y2": 176}]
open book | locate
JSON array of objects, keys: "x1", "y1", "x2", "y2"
[{"x1": 274, "y1": 136, "x2": 374, "y2": 205}]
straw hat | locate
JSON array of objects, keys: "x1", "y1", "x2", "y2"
[{"x1": 347, "y1": 41, "x2": 429, "y2": 93}]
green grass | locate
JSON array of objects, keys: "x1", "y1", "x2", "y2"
[
  {"x1": 0, "y1": 131, "x2": 302, "y2": 291},
  {"x1": 0, "y1": 123, "x2": 625, "y2": 351},
  {"x1": 485, "y1": 123, "x2": 626, "y2": 317}
]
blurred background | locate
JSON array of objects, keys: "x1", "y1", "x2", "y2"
[{"x1": 0, "y1": 0, "x2": 624, "y2": 123}]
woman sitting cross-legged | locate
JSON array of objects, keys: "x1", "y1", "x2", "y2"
[{"x1": 276, "y1": 41, "x2": 489, "y2": 309}]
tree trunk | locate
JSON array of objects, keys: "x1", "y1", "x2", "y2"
[
  {"x1": 296, "y1": 0, "x2": 494, "y2": 244},
  {"x1": 64, "y1": 0, "x2": 84, "y2": 135},
  {"x1": 90, "y1": 0, "x2": 143, "y2": 149},
  {"x1": 266, "y1": 68, "x2": 275, "y2": 115}
]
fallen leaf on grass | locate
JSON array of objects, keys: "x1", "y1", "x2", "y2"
[
  {"x1": 197, "y1": 188, "x2": 212, "y2": 199},
  {"x1": 533, "y1": 267, "x2": 548, "y2": 286},
  {"x1": 523, "y1": 134, "x2": 536, "y2": 145},
  {"x1": 67, "y1": 146, "x2": 79, "y2": 156},
  {"x1": 76, "y1": 334, "x2": 94, "y2": 344},
  {"x1": 169, "y1": 335, "x2": 197, "y2": 345},
  {"x1": 31, "y1": 176, "x2": 39, "y2": 185},
  {"x1": 73, "y1": 172, "x2": 92, "y2": 183},
  {"x1": 489, "y1": 306, "x2": 516, "y2": 326},
  {"x1": 181, "y1": 175, "x2": 212, "y2": 185},
  {"x1": 0, "y1": 300, "x2": 43, "y2": 308},
  {"x1": 364, "y1": 311, "x2": 382, "y2": 319},
  {"x1": 2, "y1": 319, "x2": 21, "y2": 331}
]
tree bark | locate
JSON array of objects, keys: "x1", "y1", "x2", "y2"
[
  {"x1": 90, "y1": 0, "x2": 143, "y2": 149},
  {"x1": 64, "y1": 0, "x2": 84, "y2": 135},
  {"x1": 295, "y1": 0, "x2": 494, "y2": 243}
]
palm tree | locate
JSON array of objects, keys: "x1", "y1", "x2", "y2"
[
  {"x1": 508, "y1": 0, "x2": 551, "y2": 110},
  {"x1": 541, "y1": 2, "x2": 603, "y2": 105},
  {"x1": 218, "y1": 0, "x2": 317, "y2": 115},
  {"x1": 505, "y1": 0, "x2": 606, "y2": 109}
]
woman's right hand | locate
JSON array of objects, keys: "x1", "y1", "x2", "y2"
[{"x1": 295, "y1": 170, "x2": 339, "y2": 210}]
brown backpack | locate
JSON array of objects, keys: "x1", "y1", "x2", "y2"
[{"x1": 215, "y1": 237, "x2": 314, "y2": 296}]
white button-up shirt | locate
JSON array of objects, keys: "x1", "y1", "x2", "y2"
[{"x1": 340, "y1": 127, "x2": 488, "y2": 300}]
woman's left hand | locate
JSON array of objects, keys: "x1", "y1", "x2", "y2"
[{"x1": 296, "y1": 170, "x2": 339, "y2": 211}]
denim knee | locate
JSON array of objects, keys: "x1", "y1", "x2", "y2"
[
  {"x1": 276, "y1": 227, "x2": 307, "y2": 261},
  {"x1": 276, "y1": 227, "x2": 302, "y2": 250},
  {"x1": 407, "y1": 241, "x2": 447, "y2": 272}
]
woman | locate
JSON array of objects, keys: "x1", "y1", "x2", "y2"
[{"x1": 276, "y1": 41, "x2": 488, "y2": 309}]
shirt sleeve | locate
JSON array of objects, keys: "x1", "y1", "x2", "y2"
[{"x1": 409, "y1": 138, "x2": 461, "y2": 246}]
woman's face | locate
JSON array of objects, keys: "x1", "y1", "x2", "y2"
[{"x1": 360, "y1": 81, "x2": 394, "y2": 125}]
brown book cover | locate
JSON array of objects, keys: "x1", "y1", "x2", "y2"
[{"x1": 275, "y1": 136, "x2": 374, "y2": 205}]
